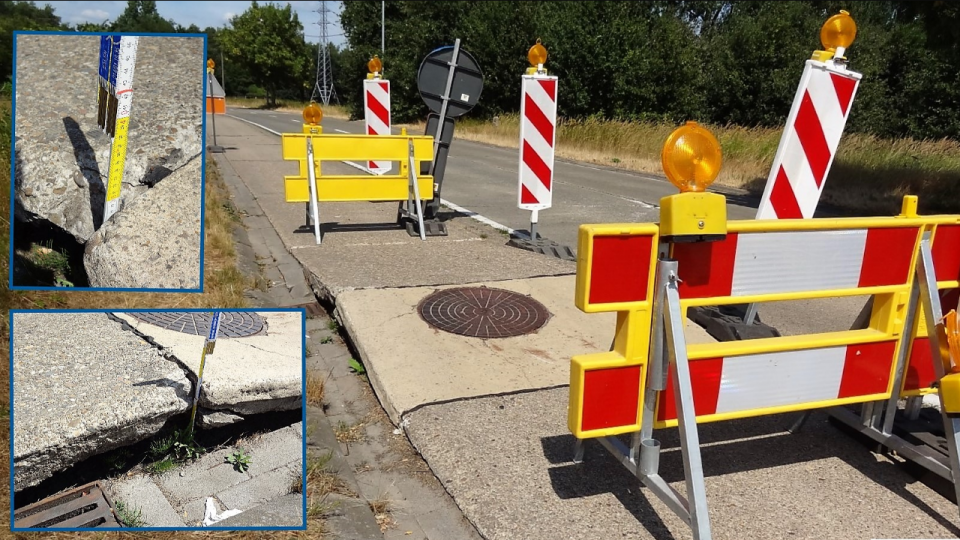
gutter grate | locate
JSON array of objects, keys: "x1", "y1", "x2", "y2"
[{"x1": 14, "y1": 481, "x2": 120, "y2": 529}]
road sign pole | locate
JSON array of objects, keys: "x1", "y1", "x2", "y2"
[{"x1": 207, "y1": 61, "x2": 224, "y2": 154}]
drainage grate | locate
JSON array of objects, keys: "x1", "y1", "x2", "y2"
[
  {"x1": 417, "y1": 286, "x2": 551, "y2": 338},
  {"x1": 14, "y1": 482, "x2": 120, "y2": 529},
  {"x1": 124, "y1": 311, "x2": 265, "y2": 338}
]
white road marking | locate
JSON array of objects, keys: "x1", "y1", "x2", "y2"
[
  {"x1": 226, "y1": 114, "x2": 281, "y2": 135},
  {"x1": 333, "y1": 129, "x2": 350, "y2": 133},
  {"x1": 291, "y1": 119, "x2": 301, "y2": 123}
]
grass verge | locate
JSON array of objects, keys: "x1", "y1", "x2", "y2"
[{"x1": 451, "y1": 113, "x2": 960, "y2": 216}]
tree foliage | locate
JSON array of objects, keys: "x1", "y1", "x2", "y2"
[
  {"x1": 338, "y1": 0, "x2": 960, "y2": 140},
  {"x1": 1, "y1": 1, "x2": 68, "y2": 83},
  {"x1": 217, "y1": 1, "x2": 308, "y2": 106}
]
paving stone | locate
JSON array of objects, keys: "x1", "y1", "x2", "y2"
[
  {"x1": 157, "y1": 450, "x2": 250, "y2": 504},
  {"x1": 217, "y1": 464, "x2": 301, "y2": 511},
  {"x1": 106, "y1": 475, "x2": 185, "y2": 528},
  {"x1": 216, "y1": 493, "x2": 304, "y2": 528},
  {"x1": 322, "y1": 493, "x2": 383, "y2": 540}
]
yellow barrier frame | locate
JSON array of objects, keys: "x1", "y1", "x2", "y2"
[
  {"x1": 568, "y1": 196, "x2": 960, "y2": 537},
  {"x1": 280, "y1": 130, "x2": 436, "y2": 242}
]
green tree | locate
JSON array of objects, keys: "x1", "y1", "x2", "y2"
[
  {"x1": 110, "y1": 1, "x2": 177, "y2": 33},
  {"x1": 219, "y1": 1, "x2": 307, "y2": 106},
  {"x1": 1, "y1": 1, "x2": 67, "y2": 82}
]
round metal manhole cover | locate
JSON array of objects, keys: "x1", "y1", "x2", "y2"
[
  {"x1": 417, "y1": 287, "x2": 551, "y2": 338},
  {"x1": 124, "y1": 312, "x2": 265, "y2": 338}
]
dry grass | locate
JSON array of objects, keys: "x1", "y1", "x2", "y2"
[
  {"x1": 368, "y1": 495, "x2": 396, "y2": 532},
  {"x1": 452, "y1": 114, "x2": 960, "y2": 216},
  {"x1": 4, "y1": 156, "x2": 252, "y2": 312},
  {"x1": 225, "y1": 97, "x2": 350, "y2": 120},
  {"x1": 306, "y1": 371, "x2": 326, "y2": 407},
  {"x1": 334, "y1": 419, "x2": 366, "y2": 444}
]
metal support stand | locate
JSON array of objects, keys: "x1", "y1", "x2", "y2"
[
  {"x1": 207, "y1": 71, "x2": 224, "y2": 154},
  {"x1": 576, "y1": 257, "x2": 713, "y2": 540},
  {"x1": 529, "y1": 209, "x2": 539, "y2": 241},
  {"x1": 397, "y1": 139, "x2": 427, "y2": 241},
  {"x1": 422, "y1": 39, "x2": 461, "y2": 221},
  {"x1": 828, "y1": 238, "x2": 960, "y2": 515},
  {"x1": 306, "y1": 138, "x2": 322, "y2": 244}
]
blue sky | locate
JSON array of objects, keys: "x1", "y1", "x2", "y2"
[{"x1": 43, "y1": 1, "x2": 347, "y2": 46}]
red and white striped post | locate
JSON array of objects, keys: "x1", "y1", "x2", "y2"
[
  {"x1": 517, "y1": 40, "x2": 558, "y2": 240},
  {"x1": 756, "y1": 11, "x2": 862, "y2": 220},
  {"x1": 747, "y1": 11, "x2": 862, "y2": 324},
  {"x1": 363, "y1": 55, "x2": 392, "y2": 175}
]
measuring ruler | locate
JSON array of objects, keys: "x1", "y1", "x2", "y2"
[
  {"x1": 188, "y1": 312, "x2": 222, "y2": 437},
  {"x1": 97, "y1": 35, "x2": 139, "y2": 222}
]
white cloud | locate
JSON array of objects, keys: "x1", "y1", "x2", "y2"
[
  {"x1": 79, "y1": 9, "x2": 110, "y2": 20},
  {"x1": 223, "y1": 12, "x2": 235, "y2": 22}
]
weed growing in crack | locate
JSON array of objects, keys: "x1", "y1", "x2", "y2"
[
  {"x1": 320, "y1": 335, "x2": 333, "y2": 344},
  {"x1": 327, "y1": 319, "x2": 338, "y2": 332},
  {"x1": 145, "y1": 428, "x2": 205, "y2": 475},
  {"x1": 226, "y1": 449, "x2": 252, "y2": 473},
  {"x1": 114, "y1": 500, "x2": 146, "y2": 528},
  {"x1": 307, "y1": 371, "x2": 325, "y2": 406}
]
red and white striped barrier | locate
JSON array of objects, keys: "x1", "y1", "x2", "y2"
[
  {"x1": 672, "y1": 226, "x2": 919, "y2": 299},
  {"x1": 363, "y1": 79, "x2": 391, "y2": 175},
  {"x1": 657, "y1": 341, "x2": 896, "y2": 423},
  {"x1": 517, "y1": 75, "x2": 558, "y2": 213},
  {"x1": 756, "y1": 60, "x2": 862, "y2": 219},
  {"x1": 653, "y1": 223, "x2": 922, "y2": 424}
]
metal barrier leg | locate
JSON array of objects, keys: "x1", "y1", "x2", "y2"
[
  {"x1": 663, "y1": 269, "x2": 712, "y2": 540},
  {"x1": 573, "y1": 438, "x2": 584, "y2": 464},
  {"x1": 788, "y1": 411, "x2": 811, "y2": 434},
  {"x1": 882, "y1": 270, "x2": 923, "y2": 435},
  {"x1": 408, "y1": 140, "x2": 426, "y2": 241},
  {"x1": 916, "y1": 238, "x2": 960, "y2": 510},
  {"x1": 306, "y1": 138, "x2": 322, "y2": 245}
]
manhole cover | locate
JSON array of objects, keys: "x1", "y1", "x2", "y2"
[
  {"x1": 417, "y1": 286, "x2": 551, "y2": 338},
  {"x1": 124, "y1": 312, "x2": 265, "y2": 338}
]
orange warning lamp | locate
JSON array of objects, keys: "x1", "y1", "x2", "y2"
[
  {"x1": 814, "y1": 10, "x2": 856, "y2": 61},
  {"x1": 302, "y1": 101, "x2": 323, "y2": 134},
  {"x1": 658, "y1": 121, "x2": 727, "y2": 243},
  {"x1": 207, "y1": 58, "x2": 215, "y2": 72},
  {"x1": 526, "y1": 39, "x2": 548, "y2": 75},
  {"x1": 528, "y1": 39, "x2": 547, "y2": 67},
  {"x1": 367, "y1": 55, "x2": 382, "y2": 79}
]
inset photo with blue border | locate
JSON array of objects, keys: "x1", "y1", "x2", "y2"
[
  {"x1": 10, "y1": 308, "x2": 307, "y2": 531},
  {"x1": 9, "y1": 31, "x2": 207, "y2": 291}
]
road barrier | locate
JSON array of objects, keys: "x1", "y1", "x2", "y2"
[
  {"x1": 567, "y1": 119, "x2": 960, "y2": 539},
  {"x1": 280, "y1": 107, "x2": 435, "y2": 244},
  {"x1": 364, "y1": 56, "x2": 392, "y2": 175}
]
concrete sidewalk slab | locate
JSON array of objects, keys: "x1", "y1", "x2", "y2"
[
  {"x1": 337, "y1": 275, "x2": 716, "y2": 424},
  {"x1": 115, "y1": 311, "x2": 303, "y2": 415},
  {"x1": 12, "y1": 312, "x2": 192, "y2": 491},
  {"x1": 406, "y1": 388, "x2": 960, "y2": 540}
]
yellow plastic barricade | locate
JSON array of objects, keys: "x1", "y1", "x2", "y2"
[
  {"x1": 279, "y1": 104, "x2": 436, "y2": 244},
  {"x1": 567, "y1": 120, "x2": 960, "y2": 539}
]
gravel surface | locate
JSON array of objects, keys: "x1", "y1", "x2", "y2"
[
  {"x1": 12, "y1": 312, "x2": 192, "y2": 491},
  {"x1": 406, "y1": 388, "x2": 960, "y2": 540},
  {"x1": 13, "y1": 33, "x2": 203, "y2": 244}
]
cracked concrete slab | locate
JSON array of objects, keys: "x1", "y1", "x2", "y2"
[
  {"x1": 12, "y1": 312, "x2": 192, "y2": 492},
  {"x1": 114, "y1": 311, "x2": 303, "y2": 415},
  {"x1": 336, "y1": 275, "x2": 715, "y2": 424}
]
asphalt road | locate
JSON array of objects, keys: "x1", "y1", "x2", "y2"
[{"x1": 220, "y1": 108, "x2": 868, "y2": 336}]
